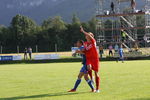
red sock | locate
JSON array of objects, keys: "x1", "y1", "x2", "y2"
[
  {"x1": 95, "y1": 76, "x2": 100, "y2": 90},
  {"x1": 88, "y1": 70, "x2": 93, "y2": 80}
]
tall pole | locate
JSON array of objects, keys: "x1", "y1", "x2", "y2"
[
  {"x1": 36, "y1": 45, "x2": 38, "y2": 53},
  {"x1": 55, "y1": 44, "x2": 57, "y2": 52},
  {"x1": 0, "y1": 46, "x2": 2, "y2": 54},
  {"x1": 17, "y1": 45, "x2": 19, "y2": 54}
]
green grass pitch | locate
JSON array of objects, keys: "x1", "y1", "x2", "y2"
[{"x1": 0, "y1": 60, "x2": 150, "y2": 100}]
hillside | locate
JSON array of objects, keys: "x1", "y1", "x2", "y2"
[{"x1": 0, "y1": 0, "x2": 144, "y2": 25}]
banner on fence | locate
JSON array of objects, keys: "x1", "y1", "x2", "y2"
[
  {"x1": 0, "y1": 56, "x2": 13, "y2": 61},
  {"x1": 13, "y1": 55, "x2": 22, "y2": 61},
  {"x1": 0, "y1": 55, "x2": 22, "y2": 61},
  {"x1": 34, "y1": 54, "x2": 60, "y2": 60}
]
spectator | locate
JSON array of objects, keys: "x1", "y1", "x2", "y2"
[
  {"x1": 99, "y1": 45, "x2": 104, "y2": 58},
  {"x1": 110, "y1": 2, "x2": 115, "y2": 14},
  {"x1": 28, "y1": 47, "x2": 32, "y2": 60},
  {"x1": 121, "y1": 29, "x2": 127, "y2": 42},
  {"x1": 134, "y1": 43, "x2": 139, "y2": 51},
  {"x1": 108, "y1": 44, "x2": 113, "y2": 56},
  {"x1": 117, "y1": 44, "x2": 124, "y2": 63},
  {"x1": 24, "y1": 48, "x2": 28, "y2": 60},
  {"x1": 114, "y1": 44, "x2": 119, "y2": 52},
  {"x1": 143, "y1": 34, "x2": 150, "y2": 43},
  {"x1": 131, "y1": 0, "x2": 136, "y2": 13}
]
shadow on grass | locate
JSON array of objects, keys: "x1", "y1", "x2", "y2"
[
  {"x1": 128, "y1": 98, "x2": 150, "y2": 100},
  {"x1": 0, "y1": 92, "x2": 89, "y2": 100}
]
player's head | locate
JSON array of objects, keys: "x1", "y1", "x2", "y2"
[
  {"x1": 77, "y1": 40, "x2": 84, "y2": 47},
  {"x1": 85, "y1": 32, "x2": 94, "y2": 41}
]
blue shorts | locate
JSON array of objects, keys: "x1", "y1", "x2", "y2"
[
  {"x1": 80, "y1": 64, "x2": 88, "y2": 74},
  {"x1": 119, "y1": 53, "x2": 123, "y2": 58}
]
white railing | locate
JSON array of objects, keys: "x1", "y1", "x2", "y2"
[{"x1": 120, "y1": 16, "x2": 134, "y2": 27}]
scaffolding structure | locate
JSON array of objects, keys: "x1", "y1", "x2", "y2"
[
  {"x1": 145, "y1": 0, "x2": 150, "y2": 42},
  {"x1": 95, "y1": 0, "x2": 150, "y2": 47}
]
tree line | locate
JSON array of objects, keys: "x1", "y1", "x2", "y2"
[{"x1": 0, "y1": 14, "x2": 144, "y2": 53}]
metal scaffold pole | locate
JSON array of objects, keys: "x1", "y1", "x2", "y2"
[
  {"x1": 95, "y1": 0, "x2": 105, "y2": 43},
  {"x1": 95, "y1": 0, "x2": 150, "y2": 46}
]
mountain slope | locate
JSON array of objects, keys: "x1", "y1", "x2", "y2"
[{"x1": 0, "y1": 0, "x2": 144, "y2": 25}]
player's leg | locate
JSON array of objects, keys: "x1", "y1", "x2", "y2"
[
  {"x1": 87, "y1": 65, "x2": 94, "y2": 83},
  {"x1": 82, "y1": 64, "x2": 95, "y2": 91},
  {"x1": 73, "y1": 72, "x2": 84, "y2": 90},
  {"x1": 91, "y1": 59, "x2": 100, "y2": 93},
  {"x1": 24, "y1": 54, "x2": 26, "y2": 60},
  {"x1": 68, "y1": 68, "x2": 84, "y2": 92},
  {"x1": 116, "y1": 56, "x2": 119, "y2": 62},
  {"x1": 121, "y1": 55, "x2": 124, "y2": 63},
  {"x1": 25, "y1": 53, "x2": 27, "y2": 60},
  {"x1": 109, "y1": 51, "x2": 111, "y2": 56},
  {"x1": 111, "y1": 51, "x2": 113, "y2": 56},
  {"x1": 68, "y1": 72, "x2": 84, "y2": 92},
  {"x1": 84, "y1": 74, "x2": 95, "y2": 92},
  {"x1": 119, "y1": 53, "x2": 124, "y2": 63},
  {"x1": 94, "y1": 71, "x2": 100, "y2": 93}
]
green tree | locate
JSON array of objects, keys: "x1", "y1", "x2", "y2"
[
  {"x1": 10, "y1": 14, "x2": 37, "y2": 45},
  {"x1": 39, "y1": 16, "x2": 67, "y2": 51},
  {"x1": 51, "y1": 16, "x2": 67, "y2": 51},
  {"x1": 0, "y1": 25, "x2": 8, "y2": 46},
  {"x1": 41, "y1": 17, "x2": 53, "y2": 30},
  {"x1": 62, "y1": 14, "x2": 83, "y2": 50},
  {"x1": 88, "y1": 17, "x2": 98, "y2": 33},
  {"x1": 72, "y1": 14, "x2": 81, "y2": 25},
  {"x1": 51, "y1": 16, "x2": 67, "y2": 32}
]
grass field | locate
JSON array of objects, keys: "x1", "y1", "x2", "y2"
[{"x1": 0, "y1": 60, "x2": 150, "y2": 100}]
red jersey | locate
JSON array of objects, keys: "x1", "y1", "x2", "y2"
[
  {"x1": 84, "y1": 38, "x2": 100, "y2": 72},
  {"x1": 84, "y1": 38, "x2": 99, "y2": 59}
]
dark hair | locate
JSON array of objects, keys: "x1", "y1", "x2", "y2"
[{"x1": 77, "y1": 40, "x2": 84, "y2": 45}]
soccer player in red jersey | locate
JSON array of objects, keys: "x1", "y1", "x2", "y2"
[
  {"x1": 80, "y1": 26, "x2": 100, "y2": 93},
  {"x1": 68, "y1": 40, "x2": 95, "y2": 92}
]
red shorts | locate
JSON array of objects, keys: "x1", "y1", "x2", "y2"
[{"x1": 86, "y1": 57, "x2": 100, "y2": 72}]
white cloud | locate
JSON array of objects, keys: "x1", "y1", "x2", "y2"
[
  {"x1": 28, "y1": 0, "x2": 45, "y2": 6},
  {"x1": 6, "y1": 0, "x2": 62, "y2": 8},
  {"x1": 6, "y1": 4, "x2": 14, "y2": 8}
]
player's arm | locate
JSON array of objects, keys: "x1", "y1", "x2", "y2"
[
  {"x1": 75, "y1": 50, "x2": 85, "y2": 54},
  {"x1": 80, "y1": 26, "x2": 94, "y2": 40}
]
